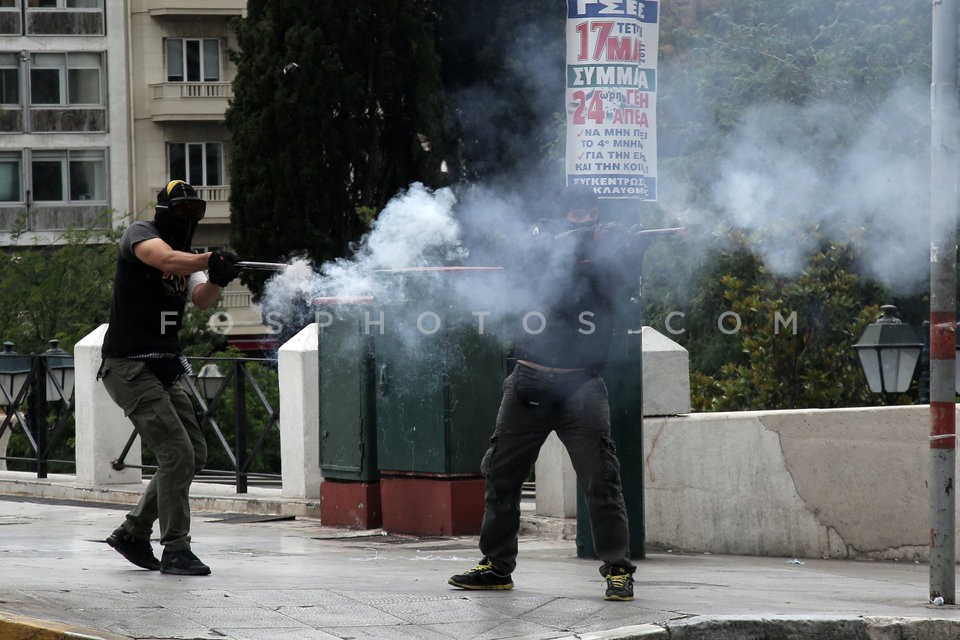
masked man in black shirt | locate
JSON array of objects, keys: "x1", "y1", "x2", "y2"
[
  {"x1": 449, "y1": 187, "x2": 647, "y2": 601},
  {"x1": 100, "y1": 180, "x2": 241, "y2": 575}
]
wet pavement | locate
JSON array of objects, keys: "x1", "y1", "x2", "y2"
[{"x1": 2, "y1": 486, "x2": 960, "y2": 639}]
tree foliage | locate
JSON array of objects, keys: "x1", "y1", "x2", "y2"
[
  {"x1": 642, "y1": 0, "x2": 936, "y2": 409},
  {"x1": 433, "y1": 0, "x2": 567, "y2": 186},
  {"x1": 222, "y1": 0, "x2": 940, "y2": 411},
  {"x1": 0, "y1": 223, "x2": 229, "y2": 358},
  {"x1": 226, "y1": 0, "x2": 450, "y2": 297},
  {"x1": 0, "y1": 225, "x2": 119, "y2": 355},
  {"x1": 686, "y1": 240, "x2": 883, "y2": 410}
]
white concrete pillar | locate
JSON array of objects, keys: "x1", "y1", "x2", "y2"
[
  {"x1": 74, "y1": 324, "x2": 141, "y2": 485},
  {"x1": 534, "y1": 433, "x2": 577, "y2": 517},
  {"x1": 534, "y1": 327, "x2": 690, "y2": 517},
  {"x1": 278, "y1": 323, "x2": 321, "y2": 499},
  {"x1": 641, "y1": 326, "x2": 691, "y2": 416}
]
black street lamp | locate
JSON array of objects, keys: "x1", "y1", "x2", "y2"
[
  {"x1": 195, "y1": 363, "x2": 225, "y2": 401},
  {"x1": 42, "y1": 340, "x2": 74, "y2": 403},
  {"x1": 853, "y1": 305, "x2": 924, "y2": 397},
  {"x1": 0, "y1": 342, "x2": 31, "y2": 408}
]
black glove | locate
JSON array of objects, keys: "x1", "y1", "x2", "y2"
[{"x1": 208, "y1": 250, "x2": 241, "y2": 287}]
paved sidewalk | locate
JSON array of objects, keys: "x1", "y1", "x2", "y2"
[{"x1": 3, "y1": 492, "x2": 960, "y2": 640}]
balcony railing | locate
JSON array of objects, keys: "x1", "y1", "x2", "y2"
[
  {"x1": 149, "y1": 82, "x2": 232, "y2": 121},
  {"x1": 151, "y1": 81, "x2": 232, "y2": 100},
  {"x1": 150, "y1": 185, "x2": 229, "y2": 203}
]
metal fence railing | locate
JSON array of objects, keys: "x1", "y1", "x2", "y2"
[
  {"x1": 0, "y1": 350, "x2": 281, "y2": 494},
  {"x1": 0, "y1": 343, "x2": 75, "y2": 478},
  {"x1": 112, "y1": 356, "x2": 280, "y2": 493}
]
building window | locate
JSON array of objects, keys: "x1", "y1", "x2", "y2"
[
  {"x1": 169, "y1": 142, "x2": 223, "y2": 186},
  {"x1": 30, "y1": 149, "x2": 105, "y2": 202},
  {"x1": 0, "y1": 1, "x2": 19, "y2": 9},
  {"x1": 0, "y1": 53, "x2": 18, "y2": 104},
  {"x1": 0, "y1": 152, "x2": 21, "y2": 202},
  {"x1": 28, "y1": 0, "x2": 100, "y2": 7},
  {"x1": 30, "y1": 52, "x2": 103, "y2": 106},
  {"x1": 166, "y1": 38, "x2": 220, "y2": 82}
]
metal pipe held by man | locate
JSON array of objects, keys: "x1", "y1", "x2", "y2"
[
  {"x1": 235, "y1": 261, "x2": 288, "y2": 271},
  {"x1": 629, "y1": 226, "x2": 686, "y2": 238}
]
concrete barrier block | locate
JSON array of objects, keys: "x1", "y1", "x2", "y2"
[
  {"x1": 642, "y1": 327, "x2": 690, "y2": 416},
  {"x1": 74, "y1": 324, "x2": 141, "y2": 485},
  {"x1": 535, "y1": 432, "x2": 577, "y2": 518},
  {"x1": 643, "y1": 407, "x2": 934, "y2": 561},
  {"x1": 278, "y1": 323, "x2": 321, "y2": 499}
]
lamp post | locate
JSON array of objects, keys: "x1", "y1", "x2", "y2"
[
  {"x1": 853, "y1": 305, "x2": 923, "y2": 398},
  {"x1": 0, "y1": 342, "x2": 31, "y2": 408},
  {"x1": 42, "y1": 340, "x2": 74, "y2": 403},
  {"x1": 27, "y1": 339, "x2": 75, "y2": 479},
  {"x1": 195, "y1": 362, "x2": 248, "y2": 492},
  {"x1": 195, "y1": 363, "x2": 225, "y2": 401},
  {"x1": 853, "y1": 303, "x2": 960, "y2": 603},
  {"x1": 0, "y1": 342, "x2": 30, "y2": 471},
  {"x1": 929, "y1": 0, "x2": 958, "y2": 604}
]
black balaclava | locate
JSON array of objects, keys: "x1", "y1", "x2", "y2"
[
  {"x1": 154, "y1": 180, "x2": 206, "y2": 251},
  {"x1": 563, "y1": 185, "x2": 600, "y2": 231}
]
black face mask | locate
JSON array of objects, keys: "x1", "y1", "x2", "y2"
[
  {"x1": 154, "y1": 210, "x2": 198, "y2": 250},
  {"x1": 567, "y1": 220, "x2": 596, "y2": 232}
]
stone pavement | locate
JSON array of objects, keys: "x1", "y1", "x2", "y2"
[{"x1": 3, "y1": 490, "x2": 960, "y2": 640}]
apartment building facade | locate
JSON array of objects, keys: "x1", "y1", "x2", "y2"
[
  {"x1": 0, "y1": 0, "x2": 130, "y2": 240},
  {"x1": 1, "y1": 0, "x2": 273, "y2": 352}
]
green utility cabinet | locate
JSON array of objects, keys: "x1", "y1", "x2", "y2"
[
  {"x1": 373, "y1": 268, "x2": 506, "y2": 474},
  {"x1": 316, "y1": 297, "x2": 379, "y2": 482}
]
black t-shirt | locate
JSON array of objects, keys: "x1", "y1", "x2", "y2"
[
  {"x1": 101, "y1": 221, "x2": 196, "y2": 357},
  {"x1": 510, "y1": 222, "x2": 643, "y2": 371}
]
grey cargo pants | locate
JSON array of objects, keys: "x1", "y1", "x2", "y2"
[{"x1": 100, "y1": 357, "x2": 207, "y2": 551}]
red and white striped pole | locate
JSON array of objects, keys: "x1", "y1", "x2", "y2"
[{"x1": 929, "y1": 0, "x2": 957, "y2": 604}]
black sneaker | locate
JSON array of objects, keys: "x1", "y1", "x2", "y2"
[
  {"x1": 604, "y1": 566, "x2": 634, "y2": 601},
  {"x1": 448, "y1": 559, "x2": 514, "y2": 590},
  {"x1": 160, "y1": 548, "x2": 211, "y2": 576},
  {"x1": 106, "y1": 526, "x2": 160, "y2": 570}
]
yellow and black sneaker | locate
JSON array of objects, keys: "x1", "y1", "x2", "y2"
[
  {"x1": 604, "y1": 566, "x2": 634, "y2": 601},
  {"x1": 448, "y1": 559, "x2": 514, "y2": 590}
]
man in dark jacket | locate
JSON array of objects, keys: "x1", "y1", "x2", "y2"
[
  {"x1": 449, "y1": 187, "x2": 647, "y2": 601},
  {"x1": 100, "y1": 180, "x2": 241, "y2": 575}
]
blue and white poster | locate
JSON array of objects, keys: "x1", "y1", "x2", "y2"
[{"x1": 565, "y1": 0, "x2": 659, "y2": 200}]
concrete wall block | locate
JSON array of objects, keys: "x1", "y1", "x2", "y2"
[
  {"x1": 534, "y1": 432, "x2": 577, "y2": 518},
  {"x1": 74, "y1": 324, "x2": 141, "y2": 485},
  {"x1": 643, "y1": 407, "x2": 939, "y2": 561},
  {"x1": 278, "y1": 323, "x2": 321, "y2": 499},
  {"x1": 641, "y1": 326, "x2": 691, "y2": 416}
]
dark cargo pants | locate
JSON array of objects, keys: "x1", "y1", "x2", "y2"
[
  {"x1": 479, "y1": 363, "x2": 635, "y2": 576},
  {"x1": 100, "y1": 357, "x2": 207, "y2": 551}
]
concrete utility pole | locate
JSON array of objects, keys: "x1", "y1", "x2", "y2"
[{"x1": 928, "y1": 0, "x2": 958, "y2": 604}]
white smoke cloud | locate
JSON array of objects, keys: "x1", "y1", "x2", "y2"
[
  {"x1": 704, "y1": 80, "x2": 930, "y2": 291},
  {"x1": 259, "y1": 183, "x2": 470, "y2": 340}
]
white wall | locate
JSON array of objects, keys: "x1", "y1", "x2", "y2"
[{"x1": 643, "y1": 406, "x2": 936, "y2": 561}]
